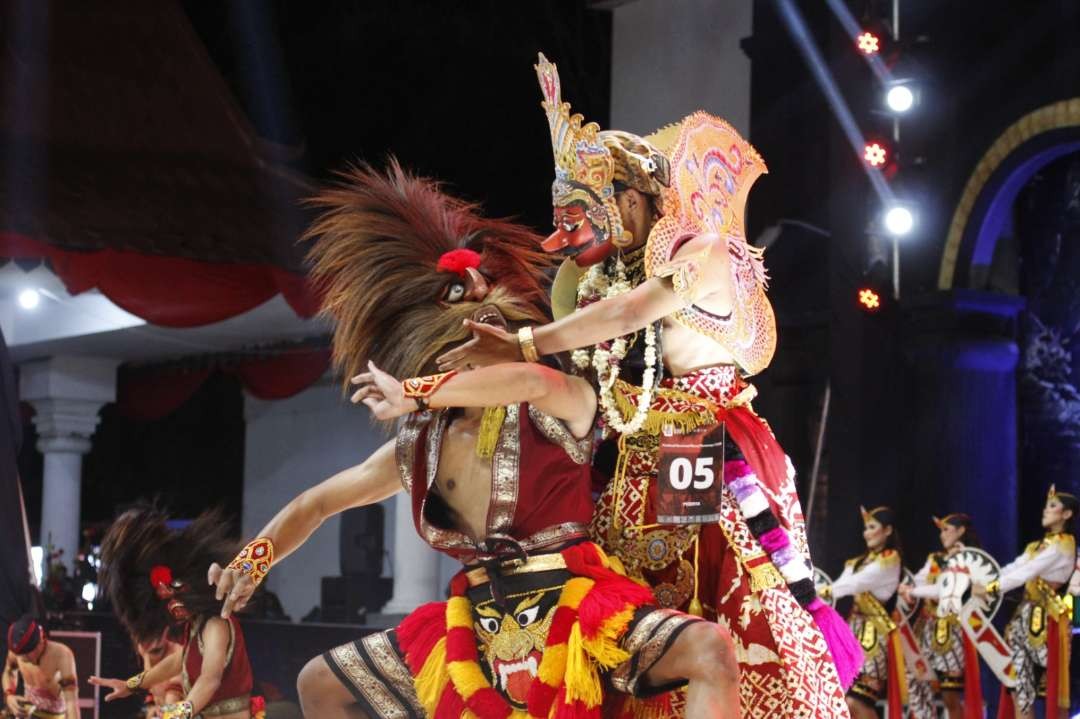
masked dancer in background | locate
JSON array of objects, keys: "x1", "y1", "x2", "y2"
[
  {"x1": 88, "y1": 507, "x2": 263, "y2": 719},
  {"x1": 209, "y1": 162, "x2": 740, "y2": 719},
  {"x1": 898, "y1": 514, "x2": 983, "y2": 719},
  {"x1": 3, "y1": 616, "x2": 78, "y2": 719},
  {"x1": 975, "y1": 486, "x2": 1077, "y2": 719},
  {"x1": 437, "y1": 52, "x2": 859, "y2": 719},
  {"x1": 820, "y1": 507, "x2": 906, "y2": 719}
]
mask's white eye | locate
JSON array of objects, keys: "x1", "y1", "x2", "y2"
[
  {"x1": 446, "y1": 282, "x2": 466, "y2": 303},
  {"x1": 515, "y1": 606, "x2": 540, "y2": 627},
  {"x1": 479, "y1": 616, "x2": 500, "y2": 633}
]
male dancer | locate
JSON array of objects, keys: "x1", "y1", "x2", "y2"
[
  {"x1": 3, "y1": 617, "x2": 78, "y2": 719},
  {"x1": 438, "y1": 53, "x2": 860, "y2": 718},
  {"x1": 210, "y1": 162, "x2": 739, "y2": 719}
]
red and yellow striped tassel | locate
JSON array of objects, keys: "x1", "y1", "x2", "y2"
[{"x1": 885, "y1": 625, "x2": 908, "y2": 719}]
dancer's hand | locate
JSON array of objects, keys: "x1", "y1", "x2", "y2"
[
  {"x1": 350, "y1": 362, "x2": 414, "y2": 420},
  {"x1": 436, "y1": 320, "x2": 521, "y2": 371},
  {"x1": 6, "y1": 693, "x2": 25, "y2": 717},
  {"x1": 897, "y1": 584, "x2": 913, "y2": 602},
  {"x1": 207, "y1": 562, "x2": 255, "y2": 619},
  {"x1": 88, "y1": 676, "x2": 131, "y2": 702}
]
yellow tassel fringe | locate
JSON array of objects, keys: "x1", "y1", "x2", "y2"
[
  {"x1": 413, "y1": 638, "x2": 448, "y2": 715},
  {"x1": 476, "y1": 406, "x2": 506, "y2": 458}
]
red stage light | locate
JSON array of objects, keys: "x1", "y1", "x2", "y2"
[
  {"x1": 857, "y1": 32, "x2": 880, "y2": 55},
  {"x1": 864, "y1": 142, "x2": 888, "y2": 167},
  {"x1": 858, "y1": 288, "x2": 882, "y2": 311}
]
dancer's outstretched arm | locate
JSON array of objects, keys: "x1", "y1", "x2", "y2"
[
  {"x1": 89, "y1": 652, "x2": 181, "y2": 704},
  {"x1": 351, "y1": 360, "x2": 596, "y2": 439},
  {"x1": 208, "y1": 440, "x2": 399, "y2": 617},
  {"x1": 437, "y1": 232, "x2": 732, "y2": 370}
]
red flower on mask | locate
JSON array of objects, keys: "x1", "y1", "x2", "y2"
[
  {"x1": 436, "y1": 249, "x2": 481, "y2": 277},
  {"x1": 149, "y1": 565, "x2": 173, "y2": 589}
]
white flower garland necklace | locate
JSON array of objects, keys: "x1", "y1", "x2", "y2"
[{"x1": 571, "y1": 252, "x2": 658, "y2": 435}]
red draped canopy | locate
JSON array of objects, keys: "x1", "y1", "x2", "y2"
[{"x1": 2, "y1": 233, "x2": 320, "y2": 327}]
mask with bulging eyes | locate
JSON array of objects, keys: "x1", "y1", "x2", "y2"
[{"x1": 469, "y1": 580, "x2": 565, "y2": 709}]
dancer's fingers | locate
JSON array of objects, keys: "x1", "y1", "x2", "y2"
[
  {"x1": 214, "y1": 570, "x2": 234, "y2": 602},
  {"x1": 207, "y1": 562, "x2": 223, "y2": 587}
]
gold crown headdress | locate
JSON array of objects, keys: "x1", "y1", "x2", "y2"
[
  {"x1": 932, "y1": 513, "x2": 967, "y2": 530},
  {"x1": 860, "y1": 505, "x2": 890, "y2": 524},
  {"x1": 535, "y1": 54, "x2": 672, "y2": 248},
  {"x1": 1048, "y1": 484, "x2": 1078, "y2": 503},
  {"x1": 535, "y1": 53, "x2": 622, "y2": 246}
]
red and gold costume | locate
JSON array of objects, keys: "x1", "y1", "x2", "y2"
[
  {"x1": 98, "y1": 507, "x2": 263, "y2": 719},
  {"x1": 534, "y1": 53, "x2": 855, "y2": 718},
  {"x1": 178, "y1": 616, "x2": 255, "y2": 717},
  {"x1": 305, "y1": 165, "x2": 702, "y2": 719}
]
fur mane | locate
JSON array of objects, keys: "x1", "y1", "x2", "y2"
[{"x1": 304, "y1": 159, "x2": 553, "y2": 385}]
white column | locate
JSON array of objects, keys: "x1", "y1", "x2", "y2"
[
  {"x1": 20, "y1": 357, "x2": 117, "y2": 570},
  {"x1": 382, "y1": 491, "x2": 442, "y2": 614}
]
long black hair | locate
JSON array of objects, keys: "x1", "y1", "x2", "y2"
[
  {"x1": 861, "y1": 505, "x2": 903, "y2": 559},
  {"x1": 1053, "y1": 488, "x2": 1079, "y2": 535},
  {"x1": 98, "y1": 505, "x2": 238, "y2": 643},
  {"x1": 938, "y1": 513, "x2": 982, "y2": 549}
]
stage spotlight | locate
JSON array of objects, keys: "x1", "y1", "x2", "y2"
[
  {"x1": 857, "y1": 287, "x2": 882, "y2": 312},
  {"x1": 18, "y1": 288, "x2": 40, "y2": 309},
  {"x1": 856, "y1": 32, "x2": 880, "y2": 55},
  {"x1": 885, "y1": 83, "x2": 916, "y2": 113},
  {"x1": 883, "y1": 205, "x2": 915, "y2": 236},
  {"x1": 864, "y1": 141, "x2": 888, "y2": 168}
]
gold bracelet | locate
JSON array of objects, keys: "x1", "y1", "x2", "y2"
[
  {"x1": 125, "y1": 672, "x2": 145, "y2": 691},
  {"x1": 226, "y1": 537, "x2": 275, "y2": 587},
  {"x1": 518, "y1": 326, "x2": 540, "y2": 363},
  {"x1": 985, "y1": 579, "x2": 1000, "y2": 595}
]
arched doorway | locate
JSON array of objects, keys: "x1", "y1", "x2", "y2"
[{"x1": 938, "y1": 99, "x2": 1080, "y2": 536}]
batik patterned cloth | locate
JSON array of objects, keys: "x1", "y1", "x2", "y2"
[
  {"x1": 590, "y1": 366, "x2": 849, "y2": 719},
  {"x1": 1005, "y1": 599, "x2": 1049, "y2": 714}
]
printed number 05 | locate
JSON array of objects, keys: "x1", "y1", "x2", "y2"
[{"x1": 669, "y1": 456, "x2": 715, "y2": 490}]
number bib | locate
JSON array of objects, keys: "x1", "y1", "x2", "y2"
[{"x1": 655, "y1": 423, "x2": 726, "y2": 524}]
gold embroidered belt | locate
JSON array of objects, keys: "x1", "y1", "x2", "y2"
[
  {"x1": 854, "y1": 592, "x2": 897, "y2": 652},
  {"x1": 1025, "y1": 578, "x2": 1070, "y2": 621},
  {"x1": 201, "y1": 694, "x2": 250, "y2": 716},
  {"x1": 464, "y1": 552, "x2": 569, "y2": 587}
]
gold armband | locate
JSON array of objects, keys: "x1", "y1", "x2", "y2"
[
  {"x1": 653, "y1": 247, "x2": 711, "y2": 303},
  {"x1": 985, "y1": 579, "x2": 1000, "y2": 596},
  {"x1": 125, "y1": 671, "x2": 146, "y2": 691},
  {"x1": 162, "y1": 700, "x2": 193, "y2": 719},
  {"x1": 402, "y1": 370, "x2": 459, "y2": 411},
  {"x1": 517, "y1": 326, "x2": 540, "y2": 363},
  {"x1": 226, "y1": 537, "x2": 275, "y2": 587}
]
